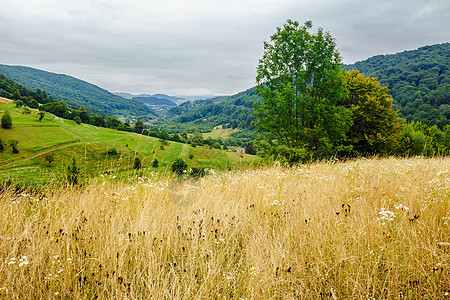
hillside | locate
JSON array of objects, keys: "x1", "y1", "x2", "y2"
[
  {"x1": 0, "y1": 99, "x2": 260, "y2": 185},
  {"x1": 345, "y1": 43, "x2": 450, "y2": 128},
  {"x1": 0, "y1": 64, "x2": 156, "y2": 119},
  {"x1": 156, "y1": 88, "x2": 261, "y2": 146},
  {"x1": 132, "y1": 96, "x2": 177, "y2": 107}
]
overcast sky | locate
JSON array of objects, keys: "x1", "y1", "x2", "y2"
[{"x1": 1, "y1": 0, "x2": 449, "y2": 97}]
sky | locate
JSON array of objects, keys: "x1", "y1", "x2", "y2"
[{"x1": 1, "y1": 0, "x2": 449, "y2": 97}]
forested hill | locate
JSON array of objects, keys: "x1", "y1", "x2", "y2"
[
  {"x1": 0, "y1": 64, "x2": 156, "y2": 119},
  {"x1": 345, "y1": 43, "x2": 449, "y2": 128},
  {"x1": 159, "y1": 87, "x2": 260, "y2": 132}
]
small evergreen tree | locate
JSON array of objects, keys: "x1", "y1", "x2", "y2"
[
  {"x1": 133, "y1": 157, "x2": 142, "y2": 169},
  {"x1": 38, "y1": 111, "x2": 45, "y2": 122},
  {"x1": 134, "y1": 119, "x2": 145, "y2": 133},
  {"x1": 152, "y1": 158, "x2": 159, "y2": 168},
  {"x1": 1, "y1": 111, "x2": 12, "y2": 129},
  {"x1": 245, "y1": 142, "x2": 257, "y2": 155},
  {"x1": 9, "y1": 140, "x2": 19, "y2": 153},
  {"x1": 67, "y1": 158, "x2": 81, "y2": 185}
]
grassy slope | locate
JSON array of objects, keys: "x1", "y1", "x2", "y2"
[
  {"x1": 0, "y1": 157, "x2": 448, "y2": 298},
  {"x1": 0, "y1": 101, "x2": 260, "y2": 185}
]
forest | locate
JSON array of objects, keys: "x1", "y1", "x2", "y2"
[{"x1": 346, "y1": 43, "x2": 449, "y2": 128}]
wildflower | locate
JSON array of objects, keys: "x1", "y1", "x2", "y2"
[
  {"x1": 394, "y1": 204, "x2": 409, "y2": 211},
  {"x1": 377, "y1": 208, "x2": 395, "y2": 225},
  {"x1": 8, "y1": 258, "x2": 16, "y2": 265},
  {"x1": 18, "y1": 256, "x2": 29, "y2": 267}
]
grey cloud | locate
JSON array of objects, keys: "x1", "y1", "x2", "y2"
[{"x1": 0, "y1": 0, "x2": 449, "y2": 96}]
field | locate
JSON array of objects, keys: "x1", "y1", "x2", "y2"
[
  {"x1": 0, "y1": 157, "x2": 448, "y2": 298},
  {"x1": 0, "y1": 101, "x2": 260, "y2": 185}
]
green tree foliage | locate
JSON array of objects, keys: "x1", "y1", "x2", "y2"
[
  {"x1": 1, "y1": 110, "x2": 12, "y2": 129},
  {"x1": 9, "y1": 140, "x2": 19, "y2": 154},
  {"x1": 0, "y1": 64, "x2": 156, "y2": 119},
  {"x1": 134, "y1": 118, "x2": 145, "y2": 133},
  {"x1": 28, "y1": 99, "x2": 39, "y2": 109},
  {"x1": 133, "y1": 157, "x2": 142, "y2": 170},
  {"x1": 344, "y1": 70, "x2": 403, "y2": 155},
  {"x1": 346, "y1": 43, "x2": 449, "y2": 128},
  {"x1": 245, "y1": 142, "x2": 257, "y2": 155},
  {"x1": 73, "y1": 116, "x2": 82, "y2": 125},
  {"x1": 38, "y1": 111, "x2": 45, "y2": 122},
  {"x1": 254, "y1": 20, "x2": 351, "y2": 161},
  {"x1": 152, "y1": 159, "x2": 159, "y2": 168},
  {"x1": 14, "y1": 100, "x2": 23, "y2": 108},
  {"x1": 172, "y1": 158, "x2": 187, "y2": 175},
  {"x1": 398, "y1": 122, "x2": 449, "y2": 156},
  {"x1": 89, "y1": 115, "x2": 106, "y2": 127},
  {"x1": 0, "y1": 138, "x2": 4, "y2": 151},
  {"x1": 44, "y1": 153, "x2": 55, "y2": 165},
  {"x1": 67, "y1": 158, "x2": 81, "y2": 185}
]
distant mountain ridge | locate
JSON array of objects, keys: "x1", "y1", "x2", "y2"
[
  {"x1": 132, "y1": 96, "x2": 177, "y2": 107},
  {"x1": 0, "y1": 64, "x2": 156, "y2": 118}
]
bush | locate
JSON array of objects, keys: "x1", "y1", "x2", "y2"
[
  {"x1": 172, "y1": 158, "x2": 187, "y2": 175},
  {"x1": 107, "y1": 148, "x2": 118, "y2": 155},
  {"x1": 74, "y1": 116, "x2": 82, "y2": 125},
  {"x1": 190, "y1": 167, "x2": 207, "y2": 178},
  {"x1": 44, "y1": 153, "x2": 55, "y2": 165},
  {"x1": 152, "y1": 159, "x2": 159, "y2": 168},
  {"x1": 134, "y1": 157, "x2": 142, "y2": 170},
  {"x1": 67, "y1": 158, "x2": 81, "y2": 185},
  {"x1": 0, "y1": 138, "x2": 3, "y2": 152},
  {"x1": 1, "y1": 111, "x2": 12, "y2": 129}
]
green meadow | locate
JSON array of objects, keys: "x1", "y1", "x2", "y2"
[{"x1": 0, "y1": 100, "x2": 260, "y2": 185}]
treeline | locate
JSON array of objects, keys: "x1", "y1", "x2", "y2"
[
  {"x1": 0, "y1": 64, "x2": 156, "y2": 119},
  {"x1": 163, "y1": 89, "x2": 258, "y2": 132},
  {"x1": 156, "y1": 88, "x2": 260, "y2": 146},
  {"x1": 0, "y1": 74, "x2": 228, "y2": 149},
  {"x1": 346, "y1": 43, "x2": 449, "y2": 128}
]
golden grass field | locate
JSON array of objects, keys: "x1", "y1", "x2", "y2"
[{"x1": 0, "y1": 157, "x2": 449, "y2": 299}]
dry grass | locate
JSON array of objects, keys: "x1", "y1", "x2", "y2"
[{"x1": 0, "y1": 157, "x2": 449, "y2": 299}]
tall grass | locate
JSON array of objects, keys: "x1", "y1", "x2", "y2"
[{"x1": 0, "y1": 157, "x2": 448, "y2": 298}]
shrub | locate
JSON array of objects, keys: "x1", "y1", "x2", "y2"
[
  {"x1": 152, "y1": 159, "x2": 159, "y2": 168},
  {"x1": 9, "y1": 140, "x2": 19, "y2": 154},
  {"x1": 67, "y1": 158, "x2": 81, "y2": 185},
  {"x1": 74, "y1": 116, "x2": 82, "y2": 125},
  {"x1": 44, "y1": 153, "x2": 55, "y2": 165},
  {"x1": 0, "y1": 138, "x2": 3, "y2": 152},
  {"x1": 134, "y1": 157, "x2": 142, "y2": 170},
  {"x1": 107, "y1": 148, "x2": 118, "y2": 155},
  {"x1": 190, "y1": 167, "x2": 207, "y2": 178},
  {"x1": 172, "y1": 158, "x2": 187, "y2": 175},
  {"x1": 1, "y1": 111, "x2": 12, "y2": 129}
]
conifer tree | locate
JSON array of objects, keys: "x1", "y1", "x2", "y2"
[{"x1": 1, "y1": 111, "x2": 12, "y2": 129}]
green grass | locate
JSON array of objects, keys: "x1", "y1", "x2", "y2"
[
  {"x1": 0, "y1": 101, "x2": 261, "y2": 185},
  {"x1": 203, "y1": 126, "x2": 238, "y2": 139}
]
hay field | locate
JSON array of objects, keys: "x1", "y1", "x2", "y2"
[{"x1": 0, "y1": 157, "x2": 449, "y2": 298}]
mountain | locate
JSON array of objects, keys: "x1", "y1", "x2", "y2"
[
  {"x1": 115, "y1": 92, "x2": 188, "y2": 106},
  {"x1": 155, "y1": 88, "x2": 261, "y2": 146},
  {"x1": 345, "y1": 43, "x2": 450, "y2": 128},
  {"x1": 132, "y1": 96, "x2": 177, "y2": 107},
  {"x1": 0, "y1": 64, "x2": 156, "y2": 119}
]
